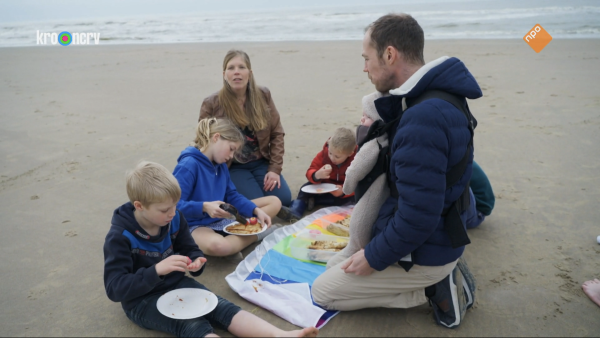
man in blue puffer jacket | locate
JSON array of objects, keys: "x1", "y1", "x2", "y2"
[{"x1": 312, "y1": 13, "x2": 481, "y2": 328}]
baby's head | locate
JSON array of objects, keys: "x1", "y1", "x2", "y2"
[
  {"x1": 327, "y1": 127, "x2": 356, "y2": 165},
  {"x1": 126, "y1": 161, "x2": 181, "y2": 226},
  {"x1": 361, "y1": 91, "x2": 383, "y2": 127}
]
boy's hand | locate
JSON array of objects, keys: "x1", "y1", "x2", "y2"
[
  {"x1": 254, "y1": 207, "x2": 272, "y2": 227},
  {"x1": 330, "y1": 185, "x2": 344, "y2": 197},
  {"x1": 155, "y1": 255, "x2": 191, "y2": 276},
  {"x1": 315, "y1": 165, "x2": 332, "y2": 180},
  {"x1": 203, "y1": 201, "x2": 230, "y2": 218},
  {"x1": 187, "y1": 257, "x2": 207, "y2": 272}
]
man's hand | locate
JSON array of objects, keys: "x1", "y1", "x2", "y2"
[
  {"x1": 315, "y1": 165, "x2": 332, "y2": 180},
  {"x1": 203, "y1": 201, "x2": 230, "y2": 218},
  {"x1": 187, "y1": 257, "x2": 207, "y2": 272},
  {"x1": 254, "y1": 207, "x2": 272, "y2": 227},
  {"x1": 263, "y1": 171, "x2": 281, "y2": 192},
  {"x1": 340, "y1": 249, "x2": 375, "y2": 276}
]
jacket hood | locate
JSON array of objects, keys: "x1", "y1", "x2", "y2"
[
  {"x1": 390, "y1": 56, "x2": 482, "y2": 100},
  {"x1": 178, "y1": 146, "x2": 210, "y2": 165},
  {"x1": 177, "y1": 146, "x2": 223, "y2": 174},
  {"x1": 111, "y1": 202, "x2": 169, "y2": 243}
]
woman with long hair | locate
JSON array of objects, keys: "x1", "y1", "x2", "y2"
[{"x1": 199, "y1": 49, "x2": 296, "y2": 222}]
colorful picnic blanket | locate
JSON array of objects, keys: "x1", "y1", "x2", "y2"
[{"x1": 225, "y1": 205, "x2": 353, "y2": 329}]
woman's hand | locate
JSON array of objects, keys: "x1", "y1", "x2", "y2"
[
  {"x1": 263, "y1": 171, "x2": 281, "y2": 192},
  {"x1": 253, "y1": 207, "x2": 272, "y2": 227},
  {"x1": 202, "y1": 201, "x2": 230, "y2": 218}
]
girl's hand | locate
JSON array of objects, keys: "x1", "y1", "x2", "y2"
[
  {"x1": 187, "y1": 257, "x2": 207, "y2": 272},
  {"x1": 203, "y1": 201, "x2": 230, "y2": 218},
  {"x1": 253, "y1": 207, "x2": 272, "y2": 227},
  {"x1": 155, "y1": 255, "x2": 190, "y2": 276},
  {"x1": 263, "y1": 171, "x2": 281, "y2": 192}
]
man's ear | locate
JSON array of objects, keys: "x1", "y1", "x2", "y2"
[
  {"x1": 133, "y1": 201, "x2": 144, "y2": 211},
  {"x1": 385, "y1": 46, "x2": 399, "y2": 64}
]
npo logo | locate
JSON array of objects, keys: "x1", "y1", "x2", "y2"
[
  {"x1": 37, "y1": 30, "x2": 100, "y2": 46},
  {"x1": 523, "y1": 24, "x2": 552, "y2": 53}
]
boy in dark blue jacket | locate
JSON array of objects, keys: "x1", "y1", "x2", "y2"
[{"x1": 104, "y1": 161, "x2": 318, "y2": 337}]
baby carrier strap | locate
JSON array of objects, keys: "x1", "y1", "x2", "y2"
[{"x1": 356, "y1": 90, "x2": 477, "y2": 249}]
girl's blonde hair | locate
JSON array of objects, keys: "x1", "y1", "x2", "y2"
[
  {"x1": 218, "y1": 49, "x2": 270, "y2": 132},
  {"x1": 193, "y1": 118, "x2": 244, "y2": 152}
]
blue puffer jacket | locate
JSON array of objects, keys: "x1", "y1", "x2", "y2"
[{"x1": 364, "y1": 57, "x2": 482, "y2": 270}]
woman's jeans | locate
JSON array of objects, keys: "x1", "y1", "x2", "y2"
[
  {"x1": 124, "y1": 277, "x2": 241, "y2": 337},
  {"x1": 229, "y1": 159, "x2": 292, "y2": 206}
]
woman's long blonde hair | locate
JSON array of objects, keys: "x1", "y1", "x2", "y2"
[
  {"x1": 193, "y1": 118, "x2": 244, "y2": 152},
  {"x1": 218, "y1": 49, "x2": 270, "y2": 132}
]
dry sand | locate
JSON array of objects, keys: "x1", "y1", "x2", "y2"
[{"x1": 1, "y1": 39, "x2": 599, "y2": 336}]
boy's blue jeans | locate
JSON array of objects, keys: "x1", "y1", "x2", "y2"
[
  {"x1": 124, "y1": 277, "x2": 241, "y2": 337},
  {"x1": 229, "y1": 159, "x2": 292, "y2": 206}
]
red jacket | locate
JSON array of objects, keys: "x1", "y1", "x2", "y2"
[{"x1": 306, "y1": 141, "x2": 358, "y2": 199}]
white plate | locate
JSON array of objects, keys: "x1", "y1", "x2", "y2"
[
  {"x1": 222, "y1": 221, "x2": 267, "y2": 236},
  {"x1": 157, "y1": 288, "x2": 218, "y2": 320},
  {"x1": 301, "y1": 183, "x2": 337, "y2": 194}
]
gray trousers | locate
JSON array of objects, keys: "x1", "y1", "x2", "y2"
[{"x1": 312, "y1": 258, "x2": 457, "y2": 311}]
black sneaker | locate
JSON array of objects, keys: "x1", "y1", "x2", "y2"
[
  {"x1": 307, "y1": 197, "x2": 315, "y2": 211},
  {"x1": 457, "y1": 257, "x2": 476, "y2": 309},
  {"x1": 276, "y1": 206, "x2": 300, "y2": 223},
  {"x1": 427, "y1": 265, "x2": 468, "y2": 329}
]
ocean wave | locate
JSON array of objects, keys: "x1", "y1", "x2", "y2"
[{"x1": 1, "y1": 4, "x2": 599, "y2": 47}]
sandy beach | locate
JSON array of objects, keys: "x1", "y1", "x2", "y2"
[{"x1": 1, "y1": 39, "x2": 599, "y2": 336}]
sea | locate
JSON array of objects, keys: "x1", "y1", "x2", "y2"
[{"x1": 1, "y1": 0, "x2": 599, "y2": 47}]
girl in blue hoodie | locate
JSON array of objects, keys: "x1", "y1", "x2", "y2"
[{"x1": 173, "y1": 118, "x2": 282, "y2": 257}]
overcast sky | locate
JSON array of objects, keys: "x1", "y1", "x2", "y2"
[{"x1": 0, "y1": 0, "x2": 437, "y2": 23}]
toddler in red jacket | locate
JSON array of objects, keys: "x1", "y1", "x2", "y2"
[{"x1": 288, "y1": 127, "x2": 357, "y2": 219}]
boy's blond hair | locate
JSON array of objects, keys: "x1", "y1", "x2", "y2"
[
  {"x1": 126, "y1": 161, "x2": 181, "y2": 206},
  {"x1": 328, "y1": 127, "x2": 356, "y2": 154}
]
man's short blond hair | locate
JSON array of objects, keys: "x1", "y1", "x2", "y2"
[
  {"x1": 328, "y1": 127, "x2": 356, "y2": 154},
  {"x1": 126, "y1": 161, "x2": 181, "y2": 206}
]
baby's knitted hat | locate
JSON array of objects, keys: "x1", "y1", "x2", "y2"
[{"x1": 362, "y1": 91, "x2": 383, "y2": 121}]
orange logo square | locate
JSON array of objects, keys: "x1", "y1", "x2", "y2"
[{"x1": 523, "y1": 24, "x2": 552, "y2": 53}]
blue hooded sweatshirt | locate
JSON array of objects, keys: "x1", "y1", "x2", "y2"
[
  {"x1": 173, "y1": 146, "x2": 257, "y2": 226},
  {"x1": 365, "y1": 56, "x2": 483, "y2": 270}
]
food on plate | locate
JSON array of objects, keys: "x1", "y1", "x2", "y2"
[
  {"x1": 308, "y1": 240, "x2": 347, "y2": 251},
  {"x1": 335, "y1": 215, "x2": 351, "y2": 228},
  {"x1": 248, "y1": 217, "x2": 258, "y2": 225},
  {"x1": 225, "y1": 222, "x2": 263, "y2": 234},
  {"x1": 326, "y1": 223, "x2": 349, "y2": 237},
  {"x1": 325, "y1": 215, "x2": 351, "y2": 236},
  {"x1": 316, "y1": 188, "x2": 324, "y2": 193}
]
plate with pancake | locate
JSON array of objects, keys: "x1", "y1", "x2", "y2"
[
  {"x1": 223, "y1": 221, "x2": 267, "y2": 236},
  {"x1": 300, "y1": 183, "x2": 337, "y2": 194}
]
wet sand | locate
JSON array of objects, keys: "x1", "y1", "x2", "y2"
[{"x1": 1, "y1": 39, "x2": 599, "y2": 336}]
